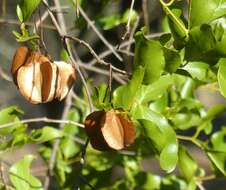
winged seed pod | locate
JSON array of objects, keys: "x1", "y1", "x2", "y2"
[
  {"x1": 84, "y1": 109, "x2": 135, "y2": 151},
  {"x1": 11, "y1": 47, "x2": 76, "y2": 104}
]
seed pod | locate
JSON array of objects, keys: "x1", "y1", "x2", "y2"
[
  {"x1": 84, "y1": 109, "x2": 135, "y2": 151},
  {"x1": 11, "y1": 47, "x2": 76, "y2": 104}
]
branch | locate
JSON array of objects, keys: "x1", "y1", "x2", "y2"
[
  {"x1": 0, "y1": 18, "x2": 56, "y2": 30},
  {"x1": 0, "y1": 116, "x2": 84, "y2": 129},
  {"x1": 64, "y1": 35, "x2": 128, "y2": 75},
  {"x1": 142, "y1": 0, "x2": 150, "y2": 33},
  {"x1": 88, "y1": 33, "x2": 164, "y2": 65},
  {"x1": 77, "y1": 4, "x2": 123, "y2": 62},
  {"x1": 122, "y1": 0, "x2": 135, "y2": 40}
]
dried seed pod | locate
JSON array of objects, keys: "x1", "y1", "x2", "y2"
[
  {"x1": 11, "y1": 47, "x2": 76, "y2": 104},
  {"x1": 84, "y1": 109, "x2": 135, "y2": 151}
]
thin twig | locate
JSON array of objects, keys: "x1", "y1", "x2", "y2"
[
  {"x1": 76, "y1": 4, "x2": 123, "y2": 62},
  {"x1": 0, "y1": 116, "x2": 84, "y2": 129},
  {"x1": 122, "y1": 0, "x2": 135, "y2": 40},
  {"x1": 0, "y1": 67, "x2": 12, "y2": 82},
  {"x1": 142, "y1": 0, "x2": 150, "y2": 34},
  {"x1": 0, "y1": 18, "x2": 56, "y2": 30},
  {"x1": 0, "y1": 162, "x2": 8, "y2": 190},
  {"x1": 65, "y1": 35, "x2": 128, "y2": 75},
  {"x1": 88, "y1": 33, "x2": 164, "y2": 66}
]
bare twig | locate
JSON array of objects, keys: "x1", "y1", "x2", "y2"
[
  {"x1": 0, "y1": 18, "x2": 56, "y2": 30},
  {"x1": 88, "y1": 33, "x2": 164, "y2": 65},
  {"x1": 0, "y1": 162, "x2": 8, "y2": 190},
  {"x1": 142, "y1": 0, "x2": 150, "y2": 33},
  {"x1": 122, "y1": 0, "x2": 135, "y2": 40},
  {"x1": 0, "y1": 67, "x2": 12, "y2": 82},
  {"x1": 65, "y1": 35, "x2": 128, "y2": 75},
  {"x1": 0, "y1": 116, "x2": 84, "y2": 129},
  {"x1": 76, "y1": 4, "x2": 123, "y2": 62}
]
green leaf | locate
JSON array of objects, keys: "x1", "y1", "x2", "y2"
[
  {"x1": 98, "y1": 9, "x2": 138, "y2": 30},
  {"x1": 211, "y1": 127, "x2": 226, "y2": 152},
  {"x1": 178, "y1": 145, "x2": 198, "y2": 181},
  {"x1": 182, "y1": 62, "x2": 210, "y2": 80},
  {"x1": 16, "y1": 5, "x2": 23, "y2": 23},
  {"x1": 134, "y1": 105, "x2": 178, "y2": 172},
  {"x1": 136, "y1": 75, "x2": 173, "y2": 104},
  {"x1": 207, "y1": 150, "x2": 226, "y2": 176},
  {"x1": 134, "y1": 31, "x2": 165, "y2": 84},
  {"x1": 113, "y1": 66, "x2": 144, "y2": 110},
  {"x1": 180, "y1": 78, "x2": 195, "y2": 99},
  {"x1": 218, "y1": 58, "x2": 226, "y2": 98},
  {"x1": 160, "y1": 143, "x2": 178, "y2": 173},
  {"x1": 92, "y1": 84, "x2": 112, "y2": 109},
  {"x1": 189, "y1": 0, "x2": 226, "y2": 28},
  {"x1": 165, "y1": 7, "x2": 188, "y2": 49},
  {"x1": 9, "y1": 155, "x2": 43, "y2": 190},
  {"x1": 17, "y1": 0, "x2": 41, "y2": 22},
  {"x1": 164, "y1": 48, "x2": 182, "y2": 73},
  {"x1": 30, "y1": 127, "x2": 64, "y2": 143},
  {"x1": 0, "y1": 106, "x2": 23, "y2": 134}
]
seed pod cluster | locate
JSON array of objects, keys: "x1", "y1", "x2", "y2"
[
  {"x1": 11, "y1": 47, "x2": 76, "y2": 104},
  {"x1": 84, "y1": 109, "x2": 135, "y2": 151}
]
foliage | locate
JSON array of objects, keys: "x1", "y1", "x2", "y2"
[{"x1": 0, "y1": 0, "x2": 226, "y2": 190}]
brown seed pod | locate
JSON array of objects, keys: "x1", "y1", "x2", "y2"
[
  {"x1": 11, "y1": 47, "x2": 76, "y2": 104},
  {"x1": 84, "y1": 109, "x2": 135, "y2": 151}
]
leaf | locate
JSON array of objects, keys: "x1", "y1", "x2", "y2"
[
  {"x1": 180, "y1": 78, "x2": 195, "y2": 99},
  {"x1": 189, "y1": 0, "x2": 226, "y2": 28},
  {"x1": 211, "y1": 127, "x2": 226, "y2": 152},
  {"x1": 165, "y1": 7, "x2": 188, "y2": 49},
  {"x1": 160, "y1": 143, "x2": 178, "y2": 172},
  {"x1": 178, "y1": 145, "x2": 198, "y2": 181},
  {"x1": 92, "y1": 84, "x2": 112, "y2": 109},
  {"x1": 136, "y1": 75, "x2": 173, "y2": 104},
  {"x1": 207, "y1": 150, "x2": 226, "y2": 176},
  {"x1": 0, "y1": 106, "x2": 23, "y2": 134},
  {"x1": 134, "y1": 31, "x2": 165, "y2": 84},
  {"x1": 163, "y1": 48, "x2": 182, "y2": 73},
  {"x1": 113, "y1": 66, "x2": 144, "y2": 110},
  {"x1": 98, "y1": 9, "x2": 138, "y2": 30},
  {"x1": 9, "y1": 155, "x2": 43, "y2": 190},
  {"x1": 16, "y1": 5, "x2": 23, "y2": 23},
  {"x1": 218, "y1": 58, "x2": 226, "y2": 98},
  {"x1": 134, "y1": 105, "x2": 178, "y2": 172},
  {"x1": 30, "y1": 127, "x2": 63, "y2": 143},
  {"x1": 182, "y1": 62, "x2": 210, "y2": 80},
  {"x1": 17, "y1": 0, "x2": 41, "y2": 22}
]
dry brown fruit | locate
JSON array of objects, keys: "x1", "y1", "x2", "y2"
[
  {"x1": 84, "y1": 109, "x2": 135, "y2": 151},
  {"x1": 11, "y1": 46, "x2": 76, "y2": 104}
]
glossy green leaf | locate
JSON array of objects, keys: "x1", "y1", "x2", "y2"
[
  {"x1": 134, "y1": 32, "x2": 165, "y2": 84},
  {"x1": 165, "y1": 7, "x2": 188, "y2": 49},
  {"x1": 181, "y1": 78, "x2": 195, "y2": 99},
  {"x1": 17, "y1": 0, "x2": 41, "y2": 22},
  {"x1": 160, "y1": 143, "x2": 178, "y2": 173},
  {"x1": 93, "y1": 84, "x2": 112, "y2": 109},
  {"x1": 0, "y1": 106, "x2": 23, "y2": 134},
  {"x1": 9, "y1": 155, "x2": 43, "y2": 190},
  {"x1": 182, "y1": 62, "x2": 209, "y2": 80},
  {"x1": 218, "y1": 59, "x2": 226, "y2": 98},
  {"x1": 164, "y1": 48, "x2": 182, "y2": 73},
  {"x1": 207, "y1": 150, "x2": 226, "y2": 176},
  {"x1": 30, "y1": 127, "x2": 63, "y2": 143},
  {"x1": 178, "y1": 146, "x2": 198, "y2": 181},
  {"x1": 113, "y1": 66, "x2": 144, "y2": 110},
  {"x1": 211, "y1": 127, "x2": 226, "y2": 152},
  {"x1": 134, "y1": 105, "x2": 178, "y2": 172},
  {"x1": 136, "y1": 75, "x2": 173, "y2": 104},
  {"x1": 189, "y1": 0, "x2": 226, "y2": 28}
]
